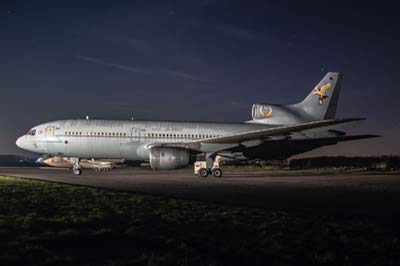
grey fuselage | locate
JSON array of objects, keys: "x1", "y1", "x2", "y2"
[{"x1": 16, "y1": 119, "x2": 273, "y2": 161}]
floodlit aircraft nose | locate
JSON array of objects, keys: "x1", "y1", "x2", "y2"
[
  {"x1": 16, "y1": 136, "x2": 22, "y2": 148},
  {"x1": 16, "y1": 136, "x2": 26, "y2": 149}
]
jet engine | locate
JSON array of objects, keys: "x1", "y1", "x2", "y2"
[
  {"x1": 251, "y1": 103, "x2": 305, "y2": 125},
  {"x1": 149, "y1": 147, "x2": 190, "y2": 170}
]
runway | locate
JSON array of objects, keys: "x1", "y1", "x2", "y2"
[{"x1": 1, "y1": 167, "x2": 400, "y2": 220}]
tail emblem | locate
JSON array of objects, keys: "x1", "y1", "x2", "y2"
[
  {"x1": 260, "y1": 106, "x2": 272, "y2": 117},
  {"x1": 313, "y1": 82, "x2": 332, "y2": 105}
]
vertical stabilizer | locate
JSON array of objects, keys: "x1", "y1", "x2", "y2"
[{"x1": 296, "y1": 72, "x2": 342, "y2": 120}]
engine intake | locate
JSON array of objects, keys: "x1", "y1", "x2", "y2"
[{"x1": 149, "y1": 147, "x2": 190, "y2": 170}]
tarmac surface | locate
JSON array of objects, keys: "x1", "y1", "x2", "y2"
[{"x1": 1, "y1": 167, "x2": 400, "y2": 221}]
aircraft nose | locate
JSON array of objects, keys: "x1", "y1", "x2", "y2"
[{"x1": 16, "y1": 136, "x2": 26, "y2": 149}]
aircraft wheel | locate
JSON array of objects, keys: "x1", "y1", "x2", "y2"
[
  {"x1": 73, "y1": 169, "x2": 82, "y2": 175},
  {"x1": 199, "y1": 168, "x2": 209, "y2": 178},
  {"x1": 212, "y1": 168, "x2": 222, "y2": 178}
]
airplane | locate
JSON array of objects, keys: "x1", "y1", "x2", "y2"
[
  {"x1": 37, "y1": 156, "x2": 123, "y2": 171},
  {"x1": 16, "y1": 72, "x2": 378, "y2": 177}
]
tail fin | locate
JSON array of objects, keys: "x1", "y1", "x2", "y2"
[{"x1": 296, "y1": 72, "x2": 342, "y2": 120}]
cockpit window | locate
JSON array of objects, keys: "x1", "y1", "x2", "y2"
[{"x1": 28, "y1": 129, "x2": 36, "y2": 136}]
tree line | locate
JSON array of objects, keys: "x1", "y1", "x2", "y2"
[{"x1": 289, "y1": 156, "x2": 400, "y2": 170}]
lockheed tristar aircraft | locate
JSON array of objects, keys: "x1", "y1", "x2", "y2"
[{"x1": 16, "y1": 72, "x2": 377, "y2": 177}]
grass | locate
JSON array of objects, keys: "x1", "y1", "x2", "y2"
[{"x1": 0, "y1": 175, "x2": 399, "y2": 266}]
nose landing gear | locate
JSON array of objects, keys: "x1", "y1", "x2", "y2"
[
  {"x1": 71, "y1": 158, "x2": 82, "y2": 175},
  {"x1": 73, "y1": 168, "x2": 82, "y2": 175}
]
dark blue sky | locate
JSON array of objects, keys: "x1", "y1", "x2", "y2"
[{"x1": 1, "y1": 0, "x2": 399, "y2": 156}]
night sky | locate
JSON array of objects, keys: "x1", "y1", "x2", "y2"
[{"x1": 1, "y1": 0, "x2": 399, "y2": 156}]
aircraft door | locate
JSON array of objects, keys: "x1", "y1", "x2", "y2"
[
  {"x1": 45, "y1": 126, "x2": 55, "y2": 137},
  {"x1": 131, "y1": 128, "x2": 140, "y2": 142}
]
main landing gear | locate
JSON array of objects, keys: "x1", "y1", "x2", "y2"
[{"x1": 194, "y1": 155, "x2": 223, "y2": 178}]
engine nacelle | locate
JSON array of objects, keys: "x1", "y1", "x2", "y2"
[
  {"x1": 251, "y1": 103, "x2": 305, "y2": 125},
  {"x1": 149, "y1": 147, "x2": 190, "y2": 170}
]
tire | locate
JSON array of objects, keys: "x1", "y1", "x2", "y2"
[
  {"x1": 199, "y1": 168, "x2": 209, "y2": 178},
  {"x1": 212, "y1": 168, "x2": 223, "y2": 178},
  {"x1": 73, "y1": 169, "x2": 82, "y2": 175}
]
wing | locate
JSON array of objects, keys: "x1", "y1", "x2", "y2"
[
  {"x1": 197, "y1": 118, "x2": 363, "y2": 144},
  {"x1": 148, "y1": 118, "x2": 365, "y2": 152}
]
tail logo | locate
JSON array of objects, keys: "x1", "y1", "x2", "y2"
[
  {"x1": 313, "y1": 82, "x2": 332, "y2": 105},
  {"x1": 259, "y1": 105, "x2": 272, "y2": 117}
]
